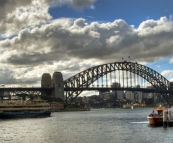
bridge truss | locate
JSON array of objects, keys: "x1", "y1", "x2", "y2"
[
  {"x1": 0, "y1": 87, "x2": 53, "y2": 98},
  {"x1": 64, "y1": 61, "x2": 173, "y2": 105}
]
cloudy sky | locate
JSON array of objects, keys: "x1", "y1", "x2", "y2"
[{"x1": 1, "y1": 0, "x2": 173, "y2": 90}]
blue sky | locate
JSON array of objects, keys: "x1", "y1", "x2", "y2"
[
  {"x1": 50, "y1": 0, "x2": 173, "y2": 81},
  {"x1": 0, "y1": 0, "x2": 173, "y2": 90},
  {"x1": 49, "y1": 0, "x2": 173, "y2": 27}
]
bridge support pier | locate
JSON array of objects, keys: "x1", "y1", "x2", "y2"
[{"x1": 52, "y1": 72, "x2": 64, "y2": 101}]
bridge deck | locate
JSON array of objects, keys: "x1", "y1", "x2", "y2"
[{"x1": 0, "y1": 87, "x2": 172, "y2": 93}]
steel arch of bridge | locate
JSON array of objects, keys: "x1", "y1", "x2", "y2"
[{"x1": 64, "y1": 61, "x2": 173, "y2": 101}]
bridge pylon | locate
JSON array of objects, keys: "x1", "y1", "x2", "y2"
[{"x1": 52, "y1": 72, "x2": 64, "y2": 100}]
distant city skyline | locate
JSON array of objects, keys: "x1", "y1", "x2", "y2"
[{"x1": 0, "y1": 0, "x2": 173, "y2": 97}]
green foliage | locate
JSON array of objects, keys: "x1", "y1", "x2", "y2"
[
  {"x1": 143, "y1": 98, "x2": 153, "y2": 105},
  {"x1": 65, "y1": 101, "x2": 86, "y2": 109},
  {"x1": 40, "y1": 95, "x2": 64, "y2": 102}
]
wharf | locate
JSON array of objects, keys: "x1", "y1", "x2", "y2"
[
  {"x1": 163, "y1": 109, "x2": 173, "y2": 127},
  {"x1": 167, "y1": 121, "x2": 173, "y2": 127}
]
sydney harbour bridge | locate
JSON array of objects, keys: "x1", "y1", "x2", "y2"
[{"x1": 0, "y1": 61, "x2": 173, "y2": 105}]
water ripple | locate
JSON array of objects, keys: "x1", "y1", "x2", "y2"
[{"x1": 0, "y1": 108, "x2": 173, "y2": 143}]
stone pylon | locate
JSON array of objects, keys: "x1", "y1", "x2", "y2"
[
  {"x1": 52, "y1": 72, "x2": 64, "y2": 100},
  {"x1": 41, "y1": 73, "x2": 52, "y2": 88}
]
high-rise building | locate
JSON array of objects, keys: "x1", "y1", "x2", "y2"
[
  {"x1": 125, "y1": 91, "x2": 134, "y2": 101},
  {"x1": 136, "y1": 85, "x2": 140, "y2": 88},
  {"x1": 99, "y1": 91, "x2": 104, "y2": 98},
  {"x1": 117, "y1": 91, "x2": 124, "y2": 100},
  {"x1": 143, "y1": 93, "x2": 153, "y2": 98},
  {"x1": 136, "y1": 92, "x2": 143, "y2": 102},
  {"x1": 111, "y1": 82, "x2": 120, "y2": 88},
  {"x1": 104, "y1": 92, "x2": 110, "y2": 100},
  {"x1": 111, "y1": 82, "x2": 123, "y2": 99}
]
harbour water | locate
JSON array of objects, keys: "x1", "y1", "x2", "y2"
[{"x1": 0, "y1": 108, "x2": 173, "y2": 143}]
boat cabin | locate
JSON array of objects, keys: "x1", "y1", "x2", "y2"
[{"x1": 153, "y1": 107, "x2": 167, "y2": 116}]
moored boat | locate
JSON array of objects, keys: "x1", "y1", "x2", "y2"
[
  {"x1": 0, "y1": 98, "x2": 52, "y2": 119},
  {"x1": 147, "y1": 107, "x2": 167, "y2": 126}
]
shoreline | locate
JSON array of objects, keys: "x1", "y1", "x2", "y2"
[{"x1": 53, "y1": 109, "x2": 90, "y2": 112}]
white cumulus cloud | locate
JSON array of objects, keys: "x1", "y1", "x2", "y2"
[
  {"x1": 161, "y1": 70, "x2": 173, "y2": 80},
  {"x1": 0, "y1": 0, "x2": 173, "y2": 86},
  {"x1": 0, "y1": 0, "x2": 52, "y2": 38}
]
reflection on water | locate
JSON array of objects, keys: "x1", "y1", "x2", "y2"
[
  {"x1": 0, "y1": 108, "x2": 173, "y2": 143},
  {"x1": 130, "y1": 121, "x2": 149, "y2": 124}
]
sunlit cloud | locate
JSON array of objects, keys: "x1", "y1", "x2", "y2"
[{"x1": 1, "y1": 0, "x2": 173, "y2": 87}]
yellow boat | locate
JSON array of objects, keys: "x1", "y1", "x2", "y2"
[{"x1": 147, "y1": 107, "x2": 167, "y2": 126}]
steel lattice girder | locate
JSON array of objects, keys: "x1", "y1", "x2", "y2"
[
  {"x1": 0, "y1": 87, "x2": 53, "y2": 97},
  {"x1": 64, "y1": 61, "x2": 171, "y2": 99}
]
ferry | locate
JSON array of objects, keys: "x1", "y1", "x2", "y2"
[
  {"x1": 0, "y1": 98, "x2": 51, "y2": 118},
  {"x1": 147, "y1": 107, "x2": 167, "y2": 126}
]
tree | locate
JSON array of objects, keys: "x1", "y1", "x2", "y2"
[{"x1": 143, "y1": 98, "x2": 153, "y2": 105}]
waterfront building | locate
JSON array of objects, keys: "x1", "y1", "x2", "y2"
[
  {"x1": 143, "y1": 93, "x2": 153, "y2": 99},
  {"x1": 136, "y1": 92, "x2": 143, "y2": 103},
  {"x1": 111, "y1": 82, "x2": 124, "y2": 100},
  {"x1": 111, "y1": 82, "x2": 120, "y2": 88},
  {"x1": 109, "y1": 92, "x2": 116, "y2": 99},
  {"x1": 136, "y1": 85, "x2": 140, "y2": 88},
  {"x1": 125, "y1": 91, "x2": 134, "y2": 101},
  {"x1": 104, "y1": 92, "x2": 110, "y2": 100},
  {"x1": 117, "y1": 91, "x2": 124, "y2": 100},
  {"x1": 49, "y1": 102, "x2": 64, "y2": 111},
  {"x1": 153, "y1": 93, "x2": 161, "y2": 102},
  {"x1": 133, "y1": 85, "x2": 143, "y2": 102},
  {"x1": 82, "y1": 96, "x2": 89, "y2": 104},
  {"x1": 99, "y1": 91, "x2": 105, "y2": 98}
]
